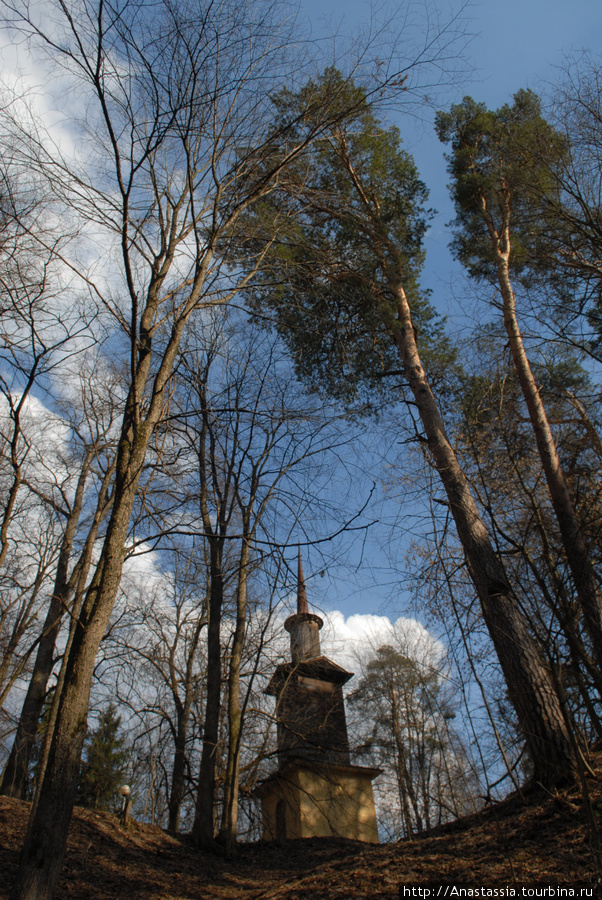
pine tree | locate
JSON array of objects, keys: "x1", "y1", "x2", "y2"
[
  {"x1": 77, "y1": 704, "x2": 129, "y2": 811},
  {"x1": 350, "y1": 644, "x2": 475, "y2": 837},
  {"x1": 436, "y1": 92, "x2": 602, "y2": 690},
  {"x1": 241, "y1": 75, "x2": 577, "y2": 785}
]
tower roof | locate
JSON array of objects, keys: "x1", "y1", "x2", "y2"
[{"x1": 265, "y1": 656, "x2": 354, "y2": 696}]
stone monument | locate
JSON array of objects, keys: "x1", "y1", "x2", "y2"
[{"x1": 255, "y1": 551, "x2": 380, "y2": 842}]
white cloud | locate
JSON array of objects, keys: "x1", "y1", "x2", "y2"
[{"x1": 320, "y1": 609, "x2": 445, "y2": 677}]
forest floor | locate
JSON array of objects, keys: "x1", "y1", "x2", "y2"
[{"x1": 1, "y1": 773, "x2": 602, "y2": 900}]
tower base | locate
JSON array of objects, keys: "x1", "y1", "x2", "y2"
[{"x1": 255, "y1": 758, "x2": 381, "y2": 843}]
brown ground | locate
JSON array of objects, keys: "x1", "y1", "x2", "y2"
[{"x1": 1, "y1": 777, "x2": 601, "y2": 900}]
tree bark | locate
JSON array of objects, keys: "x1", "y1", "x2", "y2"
[
  {"x1": 167, "y1": 615, "x2": 205, "y2": 833},
  {"x1": 10, "y1": 492, "x2": 138, "y2": 899},
  {"x1": 1, "y1": 452, "x2": 92, "y2": 799},
  {"x1": 167, "y1": 703, "x2": 190, "y2": 834},
  {"x1": 493, "y1": 233, "x2": 602, "y2": 688},
  {"x1": 220, "y1": 536, "x2": 250, "y2": 857},
  {"x1": 31, "y1": 457, "x2": 117, "y2": 804},
  {"x1": 192, "y1": 540, "x2": 224, "y2": 850},
  {"x1": 389, "y1": 275, "x2": 577, "y2": 785},
  {"x1": 391, "y1": 685, "x2": 418, "y2": 837},
  {"x1": 10, "y1": 362, "x2": 167, "y2": 900}
]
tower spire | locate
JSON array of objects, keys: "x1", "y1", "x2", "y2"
[
  {"x1": 297, "y1": 546, "x2": 308, "y2": 615},
  {"x1": 285, "y1": 548, "x2": 323, "y2": 662}
]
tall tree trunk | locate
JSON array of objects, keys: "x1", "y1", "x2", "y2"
[
  {"x1": 168, "y1": 615, "x2": 205, "y2": 833},
  {"x1": 31, "y1": 458, "x2": 116, "y2": 805},
  {"x1": 494, "y1": 239, "x2": 602, "y2": 688},
  {"x1": 9, "y1": 247, "x2": 194, "y2": 896},
  {"x1": 220, "y1": 536, "x2": 250, "y2": 857},
  {"x1": 191, "y1": 373, "x2": 231, "y2": 851},
  {"x1": 0, "y1": 453, "x2": 92, "y2": 799},
  {"x1": 192, "y1": 541, "x2": 224, "y2": 850},
  {"x1": 10, "y1": 383, "x2": 161, "y2": 900},
  {"x1": 391, "y1": 686, "x2": 418, "y2": 837},
  {"x1": 168, "y1": 703, "x2": 190, "y2": 834},
  {"x1": 1, "y1": 591, "x2": 66, "y2": 800},
  {"x1": 389, "y1": 275, "x2": 577, "y2": 785},
  {"x1": 10, "y1": 482, "x2": 141, "y2": 900}
]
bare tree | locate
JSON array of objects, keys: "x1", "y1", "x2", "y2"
[
  {"x1": 1, "y1": 363, "x2": 120, "y2": 798},
  {"x1": 99, "y1": 550, "x2": 209, "y2": 833},
  {"x1": 0, "y1": 1, "x2": 426, "y2": 891},
  {"x1": 165, "y1": 318, "x2": 367, "y2": 853},
  {"x1": 0, "y1": 138, "x2": 91, "y2": 711}
]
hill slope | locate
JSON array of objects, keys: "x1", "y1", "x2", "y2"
[{"x1": 1, "y1": 777, "x2": 601, "y2": 899}]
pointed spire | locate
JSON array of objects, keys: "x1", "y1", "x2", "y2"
[
  {"x1": 297, "y1": 546, "x2": 308, "y2": 614},
  {"x1": 286, "y1": 548, "x2": 323, "y2": 661}
]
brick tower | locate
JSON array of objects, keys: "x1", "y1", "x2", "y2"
[{"x1": 256, "y1": 551, "x2": 380, "y2": 842}]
